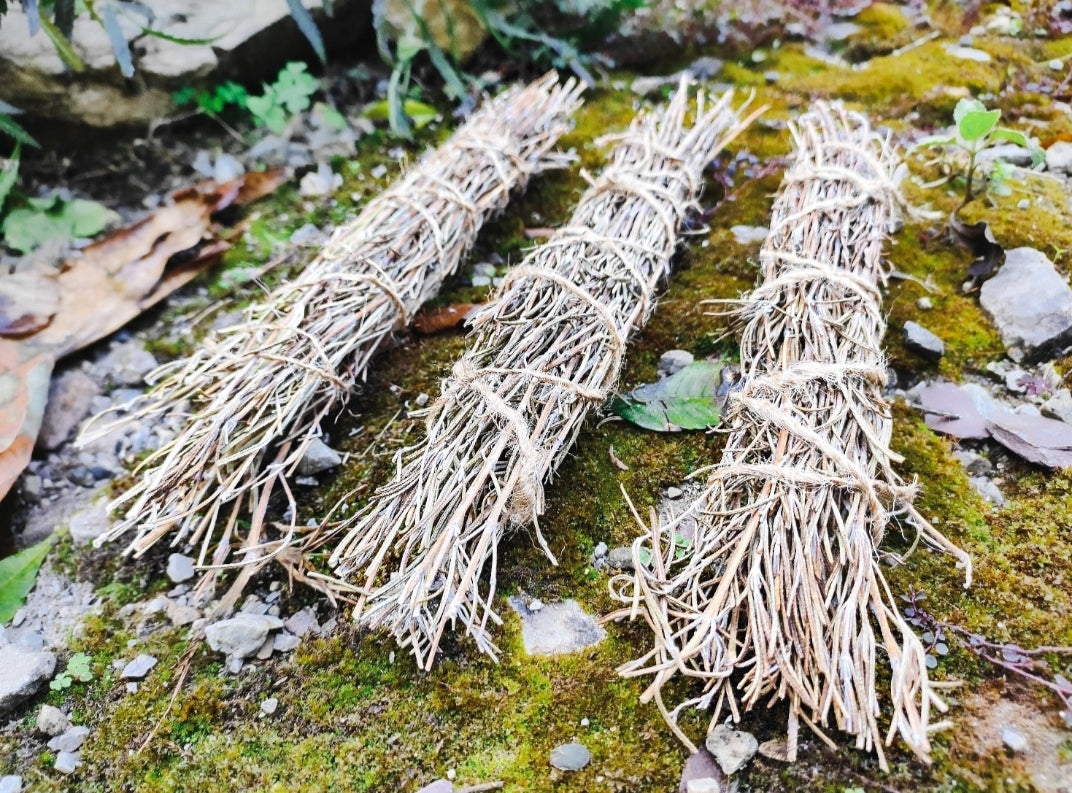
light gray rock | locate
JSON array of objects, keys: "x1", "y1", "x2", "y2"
[
  {"x1": 36, "y1": 704, "x2": 70, "y2": 736},
  {"x1": 944, "y1": 44, "x2": 991, "y2": 62},
  {"x1": 37, "y1": 370, "x2": 99, "y2": 451},
  {"x1": 260, "y1": 697, "x2": 279, "y2": 715},
  {"x1": 686, "y1": 780, "x2": 722, "y2": 793},
  {"x1": 53, "y1": 751, "x2": 80, "y2": 775},
  {"x1": 509, "y1": 598, "x2": 605, "y2": 656},
  {"x1": 658, "y1": 349, "x2": 695, "y2": 376},
  {"x1": 296, "y1": 438, "x2": 342, "y2": 475},
  {"x1": 903, "y1": 321, "x2": 945, "y2": 362},
  {"x1": 679, "y1": 748, "x2": 726, "y2": 793},
  {"x1": 273, "y1": 632, "x2": 301, "y2": 653},
  {"x1": 121, "y1": 654, "x2": 158, "y2": 680},
  {"x1": 415, "y1": 781, "x2": 453, "y2": 793},
  {"x1": 67, "y1": 499, "x2": 111, "y2": 545},
  {"x1": 1002, "y1": 725, "x2": 1028, "y2": 752},
  {"x1": 705, "y1": 723, "x2": 758, "y2": 775},
  {"x1": 1046, "y1": 141, "x2": 1072, "y2": 174},
  {"x1": 979, "y1": 248, "x2": 1072, "y2": 362},
  {"x1": 283, "y1": 609, "x2": 318, "y2": 638},
  {"x1": 0, "y1": 776, "x2": 21, "y2": 793},
  {"x1": 605, "y1": 546, "x2": 634, "y2": 571},
  {"x1": 166, "y1": 554, "x2": 196, "y2": 583},
  {"x1": 0, "y1": 644, "x2": 55, "y2": 715},
  {"x1": 1042, "y1": 388, "x2": 1072, "y2": 425},
  {"x1": 976, "y1": 144, "x2": 1037, "y2": 169},
  {"x1": 166, "y1": 600, "x2": 200, "y2": 627},
  {"x1": 204, "y1": 614, "x2": 283, "y2": 659},
  {"x1": 47, "y1": 725, "x2": 90, "y2": 753},
  {"x1": 730, "y1": 225, "x2": 768, "y2": 245},
  {"x1": 953, "y1": 450, "x2": 993, "y2": 477},
  {"x1": 95, "y1": 343, "x2": 158, "y2": 387},
  {"x1": 592, "y1": 541, "x2": 608, "y2": 560},
  {"x1": 969, "y1": 476, "x2": 1006, "y2": 507},
  {"x1": 549, "y1": 742, "x2": 591, "y2": 771}
]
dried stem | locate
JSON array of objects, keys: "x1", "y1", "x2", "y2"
[
  {"x1": 610, "y1": 103, "x2": 972, "y2": 770},
  {"x1": 330, "y1": 80, "x2": 759, "y2": 669},
  {"x1": 85, "y1": 73, "x2": 583, "y2": 608}
]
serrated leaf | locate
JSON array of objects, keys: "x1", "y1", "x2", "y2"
[
  {"x1": 0, "y1": 536, "x2": 53, "y2": 624},
  {"x1": 285, "y1": 0, "x2": 326, "y2": 63},
  {"x1": 609, "y1": 361, "x2": 733, "y2": 432},
  {"x1": 958, "y1": 109, "x2": 1000, "y2": 142}
]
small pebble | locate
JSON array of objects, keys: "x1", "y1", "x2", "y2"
[
  {"x1": 705, "y1": 723, "x2": 758, "y2": 775},
  {"x1": 446, "y1": 768, "x2": 456, "y2": 781},
  {"x1": 36, "y1": 704, "x2": 70, "y2": 737},
  {"x1": 916, "y1": 296, "x2": 933, "y2": 310},
  {"x1": 1002, "y1": 725, "x2": 1028, "y2": 752},
  {"x1": 415, "y1": 393, "x2": 430, "y2": 407},
  {"x1": 592, "y1": 542, "x2": 608, "y2": 559},
  {"x1": 666, "y1": 486, "x2": 683, "y2": 499},
  {"x1": 528, "y1": 598, "x2": 544, "y2": 613},
  {"x1": 1017, "y1": 198, "x2": 1030, "y2": 210},
  {"x1": 550, "y1": 742, "x2": 591, "y2": 771},
  {"x1": 1050, "y1": 58, "x2": 1064, "y2": 71},
  {"x1": 472, "y1": 275, "x2": 492, "y2": 287},
  {"x1": 53, "y1": 751, "x2": 80, "y2": 775},
  {"x1": 166, "y1": 554, "x2": 196, "y2": 583},
  {"x1": 121, "y1": 654, "x2": 158, "y2": 680},
  {"x1": 261, "y1": 697, "x2": 279, "y2": 716},
  {"x1": 47, "y1": 726, "x2": 90, "y2": 754},
  {"x1": 580, "y1": 717, "x2": 590, "y2": 727},
  {"x1": 0, "y1": 776, "x2": 22, "y2": 793}
]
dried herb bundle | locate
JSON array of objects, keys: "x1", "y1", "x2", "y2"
[
  {"x1": 330, "y1": 81, "x2": 758, "y2": 669},
  {"x1": 88, "y1": 73, "x2": 583, "y2": 603},
  {"x1": 611, "y1": 103, "x2": 971, "y2": 769}
]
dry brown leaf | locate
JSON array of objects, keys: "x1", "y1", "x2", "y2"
[
  {"x1": 0, "y1": 273, "x2": 59, "y2": 337},
  {"x1": 411, "y1": 303, "x2": 478, "y2": 335},
  {"x1": 0, "y1": 341, "x2": 53, "y2": 501}
]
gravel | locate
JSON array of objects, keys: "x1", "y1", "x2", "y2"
[{"x1": 549, "y1": 742, "x2": 591, "y2": 771}]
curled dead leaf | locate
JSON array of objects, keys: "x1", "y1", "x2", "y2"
[{"x1": 412, "y1": 303, "x2": 478, "y2": 335}]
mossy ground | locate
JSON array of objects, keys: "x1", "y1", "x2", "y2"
[{"x1": 6, "y1": 6, "x2": 1072, "y2": 791}]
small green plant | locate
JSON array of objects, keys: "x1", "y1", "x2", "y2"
[
  {"x1": 919, "y1": 97, "x2": 1042, "y2": 208},
  {"x1": 247, "y1": 61, "x2": 321, "y2": 133},
  {"x1": 1, "y1": 195, "x2": 118, "y2": 254},
  {"x1": 50, "y1": 652, "x2": 94, "y2": 691},
  {"x1": 173, "y1": 81, "x2": 250, "y2": 118}
]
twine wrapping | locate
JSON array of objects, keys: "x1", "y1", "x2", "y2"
[
  {"x1": 610, "y1": 102, "x2": 971, "y2": 770},
  {"x1": 330, "y1": 80, "x2": 758, "y2": 670},
  {"x1": 84, "y1": 73, "x2": 583, "y2": 607}
]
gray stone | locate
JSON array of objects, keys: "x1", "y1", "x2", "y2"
[
  {"x1": 944, "y1": 44, "x2": 991, "y2": 62},
  {"x1": 53, "y1": 751, "x2": 80, "y2": 775},
  {"x1": 686, "y1": 780, "x2": 722, "y2": 793},
  {"x1": 283, "y1": 609, "x2": 318, "y2": 637},
  {"x1": 667, "y1": 486, "x2": 683, "y2": 499},
  {"x1": 121, "y1": 654, "x2": 158, "y2": 680},
  {"x1": 260, "y1": 697, "x2": 279, "y2": 715},
  {"x1": 1042, "y1": 389, "x2": 1072, "y2": 425},
  {"x1": 953, "y1": 450, "x2": 993, "y2": 477},
  {"x1": 37, "y1": 370, "x2": 99, "y2": 451},
  {"x1": 296, "y1": 438, "x2": 342, "y2": 475},
  {"x1": 166, "y1": 554, "x2": 196, "y2": 583},
  {"x1": 679, "y1": 748, "x2": 726, "y2": 793},
  {"x1": 1002, "y1": 725, "x2": 1028, "y2": 752},
  {"x1": 0, "y1": 776, "x2": 21, "y2": 793},
  {"x1": 969, "y1": 477, "x2": 1006, "y2": 507},
  {"x1": 1045, "y1": 141, "x2": 1072, "y2": 174},
  {"x1": 658, "y1": 349, "x2": 694, "y2": 376},
  {"x1": 36, "y1": 704, "x2": 70, "y2": 736},
  {"x1": 47, "y1": 725, "x2": 90, "y2": 753},
  {"x1": 66, "y1": 499, "x2": 111, "y2": 545},
  {"x1": 509, "y1": 598, "x2": 605, "y2": 656},
  {"x1": 549, "y1": 742, "x2": 591, "y2": 771},
  {"x1": 0, "y1": 644, "x2": 55, "y2": 715},
  {"x1": 592, "y1": 542, "x2": 608, "y2": 560},
  {"x1": 96, "y1": 343, "x2": 158, "y2": 387},
  {"x1": 605, "y1": 546, "x2": 634, "y2": 571},
  {"x1": 166, "y1": 600, "x2": 201, "y2": 627},
  {"x1": 20, "y1": 474, "x2": 42, "y2": 502},
  {"x1": 415, "y1": 781, "x2": 453, "y2": 793},
  {"x1": 903, "y1": 321, "x2": 945, "y2": 362},
  {"x1": 204, "y1": 614, "x2": 283, "y2": 659},
  {"x1": 705, "y1": 723, "x2": 758, "y2": 775},
  {"x1": 730, "y1": 225, "x2": 768, "y2": 245},
  {"x1": 976, "y1": 144, "x2": 1037, "y2": 169},
  {"x1": 273, "y1": 631, "x2": 301, "y2": 653},
  {"x1": 980, "y1": 248, "x2": 1072, "y2": 362},
  {"x1": 255, "y1": 635, "x2": 275, "y2": 660}
]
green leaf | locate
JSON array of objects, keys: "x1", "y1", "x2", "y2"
[
  {"x1": 0, "y1": 141, "x2": 20, "y2": 214},
  {"x1": 989, "y1": 127, "x2": 1028, "y2": 147},
  {"x1": 1, "y1": 197, "x2": 118, "y2": 253},
  {"x1": 285, "y1": 0, "x2": 326, "y2": 63},
  {"x1": 49, "y1": 673, "x2": 73, "y2": 691},
  {"x1": 608, "y1": 361, "x2": 733, "y2": 432},
  {"x1": 958, "y1": 109, "x2": 1000, "y2": 142},
  {"x1": 64, "y1": 198, "x2": 118, "y2": 237},
  {"x1": 953, "y1": 97, "x2": 985, "y2": 126},
  {"x1": 66, "y1": 652, "x2": 93, "y2": 682},
  {"x1": 37, "y1": 8, "x2": 86, "y2": 72},
  {"x1": 364, "y1": 97, "x2": 438, "y2": 130},
  {"x1": 172, "y1": 86, "x2": 197, "y2": 107},
  {"x1": 0, "y1": 536, "x2": 53, "y2": 624},
  {"x1": 0, "y1": 113, "x2": 41, "y2": 148}
]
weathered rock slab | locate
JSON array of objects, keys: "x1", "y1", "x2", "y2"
[
  {"x1": 0, "y1": 644, "x2": 56, "y2": 716},
  {"x1": 508, "y1": 598, "x2": 605, "y2": 656}
]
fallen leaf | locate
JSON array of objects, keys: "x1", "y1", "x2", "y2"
[
  {"x1": 987, "y1": 413, "x2": 1072, "y2": 469},
  {"x1": 609, "y1": 361, "x2": 737, "y2": 432},
  {"x1": 412, "y1": 303, "x2": 478, "y2": 335},
  {"x1": 949, "y1": 211, "x2": 1004, "y2": 288},
  {"x1": 0, "y1": 341, "x2": 53, "y2": 501},
  {"x1": 0, "y1": 535, "x2": 53, "y2": 622},
  {"x1": 0, "y1": 272, "x2": 60, "y2": 336}
]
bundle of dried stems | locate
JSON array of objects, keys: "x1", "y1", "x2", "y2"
[
  {"x1": 330, "y1": 80, "x2": 759, "y2": 669},
  {"x1": 610, "y1": 103, "x2": 972, "y2": 769},
  {"x1": 87, "y1": 73, "x2": 583, "y2": 605}
]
